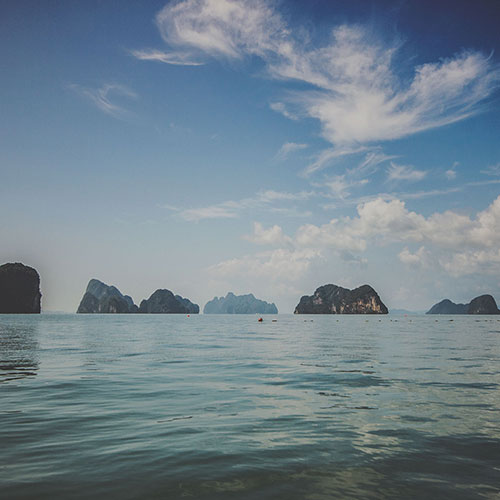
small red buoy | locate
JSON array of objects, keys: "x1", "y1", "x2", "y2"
[
  {"x1": 187, "y1": 314, "x2": 190, "y2": 317},
  {"x1": 258, "y1": 317, "x2": 263, "y2": 322}
]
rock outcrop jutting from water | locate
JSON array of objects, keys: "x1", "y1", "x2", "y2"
[
  {"x1": 139, "y1": 289, "x2": 199, "y2": 314},
  {"x1": 294, "y1": 284, "x2": 388, "y2": 314},
  {"x1": 0, "y1": 262, "x2": 42, "y2": 313},
  {"x1": 204, "y1": 292, "x2": 278, "y2": 314},
  {"x1": 77, "y1": 279, "x2": 138, "y2": 313},
  {"x1": 427, "y1": 295, "x2": 500, "y2": 314}
]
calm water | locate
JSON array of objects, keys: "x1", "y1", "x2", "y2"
[{"x1": 1, "y1": 314, "x2": 500, "y2": 499}]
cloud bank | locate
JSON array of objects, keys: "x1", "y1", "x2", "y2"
[{"x1": 209, "y1": 195, "x2": 500, "y2": 286}]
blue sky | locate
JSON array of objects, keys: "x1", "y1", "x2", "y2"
[{"x1": 1, "y1": 0, "x2": 500, "y2": 312}]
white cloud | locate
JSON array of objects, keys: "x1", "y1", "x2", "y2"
[
  {"x1": 231, "y1": 194, "x2": 500, "y2": 276},
  {"x1": 136, "y1": 0, "x2": 499, "y2": 154},
  {"x1": 387, "y1": 162, "x2": 427, "y2": 182},
  {"x1": 208, "y1": 247, "x2": 322, "y2": 282},
  {"x1": 155, "y1": 0, "x2": 286, "y2": 59},
  {"x1": 244, "y1": 222, "x2": 292, "y2": 246},
  {"x1": 270, "y1": 102, "x2": 299, "y2": 121},
  {"x1": 295, "y1": 219, "x2": 367, "y2": 252},
  {"x1": 275, "y1": 142, "x2": 308, "y2": 161},
  {"x1": 398, "y1": 246, "x2": 428, "y2": 267},
  {"x1": 68, "y1": 83, "x2": 137, "y2": 117},
  {"x1": 299, "y1": 195, "x2": 500, "y2": 273}
]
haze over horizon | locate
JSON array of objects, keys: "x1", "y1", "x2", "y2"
[{"x1": 2, "y1": 0, "x2": 500, "y2": 313}]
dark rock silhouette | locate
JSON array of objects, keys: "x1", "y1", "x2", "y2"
[
  {"x1": 174, "y1": 295, "x2": 200, "y2": 314},
  {"x1": 203, "y1": 292, "x2": 278, "y2": 314},
  {"x1": 294, "y1": 284, "x2": 388, "y2": 314},
  {"x1": 467, "y1": 295, "x2": 499, "y2": 314},
  {"x1": 426, "y1": 295, "x2": 500, "y2": 314},
  {"x1": 139, "y1": 289, "x2": 199, "y2": 314},
  {"x1": 77, "y1": 279, "x2": 138, "y2": 313},
  {"x1": 426, "y1": 299, "x2": 468, "y2": 315},
  {"x1": 0, "y1": 263, "x2": 41, "y2": 313}
]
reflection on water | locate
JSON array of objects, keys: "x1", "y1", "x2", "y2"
[
  {"x1": 0, "y1": 314, "x2": 499, "y2": 499},
  {"x1": 0, "y1": 317, "x2": 39, "y2": 382}
]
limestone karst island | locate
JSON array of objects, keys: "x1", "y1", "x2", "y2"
[
  {"x1": 0, "y1": 263, "x2": 41, "y2": 314},
  {"x1": 2, "y1": 263, "x2": 500, "y2": 316}
]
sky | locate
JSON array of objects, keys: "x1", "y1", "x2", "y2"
[{"x1": 1, "y1": 0, "x2": 500, "y2": 313}]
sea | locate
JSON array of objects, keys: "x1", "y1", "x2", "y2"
[{"x1": 1, "y1": 313, "x2": 500, "y2": 499}]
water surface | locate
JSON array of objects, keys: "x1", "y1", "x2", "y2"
[{"x1": 1, "y1": 314, "x2": 500, "y2": 499}]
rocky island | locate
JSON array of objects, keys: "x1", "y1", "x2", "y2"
[
  {"x1": 139, "y1": 289, "x2": 199, "y2": 314},
  {"x1": 0, "y1": 262, "x2": 42, "y2": 313},
  {"x1": 77, "y1": 280, "x2": 199, "y2": 314},
  {"x1": 427, "y1": 295, "x2": 500, "y2": 314},
  {"x1": 426, "y1": 299, "x2": 468, "y2": 314},
  {"x1": 204, "y1": 292, "x2": 278, "y2": 314},
  {"x1": 77, "y1": 279, "x2": 138, "y2": 313},
  {"x1": 294, "y1": 284, "x2": 388, "y2": 314}
]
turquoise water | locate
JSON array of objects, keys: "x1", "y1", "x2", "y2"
[{"x1": 1, "y1": 314, "x2": 500, "y2": 499}]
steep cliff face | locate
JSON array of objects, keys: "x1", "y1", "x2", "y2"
[
  {"x1": 467, "y1": 295, "x2": 500, "y2": 314},
  {"x1": 139, "y1": 289, "x2": 199, "y2": 314},
  {"x1": 0, "y1": 263, "x2": 41, "y2": 313},
  {"x1": 203, "y1": 292, "x2": 278, "y2": 314},
  {"x1": 77, "y1": 279, "x2": 138, "y2": 313},
  {"x1": 426, "y1": 299, "x2": 468, "y2": 314},
  {"x1": 294, "y1": 284, "x2": 388, "y2": 314},
  {"x1": 426, "y1": 295, "x2": 500, "y2": 314}
]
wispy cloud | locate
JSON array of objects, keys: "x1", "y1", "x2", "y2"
[
  {"x1": 321, "y1": 175, "x2": 369, "y2": 200},
  {"x1": 302, "y1": 146, "x2": 367, "y2": 177},
  {"x1": 481, "y1": 162, "x2": 500, "y2": 176},
  {"x1": 350, "y1": 151, "x2": 397, "y2": 176},
  {"x1": 399, "y1": 187, "x2": 461, "y2": 199},
  {"x1": 275, "y1": 142, "x2": 308, "y2": 161},
  {"x1": 68, "y1": 83, "x2": 137, "y2": 117},
  {"x1": 164, "y1": 189, "x2": 315, "y2": 221},
  {"x1": 270, "y1": 102, "x2": 299, "y2": 121},
  {"x1": 387, "y1": 162, "x2": 427, "y2": 182},
  {"x1": 137, "y1": 0, "x2": 500, "y2": 155},
  {"x1": 445, "y1": 161, "x2": 459, "y2": 180},
  {"x1": 131, "y1": 49, "x2": 204, "y2": 66},
  {"x1": 181, "y1": 205, "x2": 239, "y2": 221}
]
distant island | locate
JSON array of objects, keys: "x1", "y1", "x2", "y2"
[
  {"x1": 294, "y1": 284, "x2": 388, "y2": 314},
  {"x1": 204, "y1": 292, "x2": 278, "y2": 314},
  {"x1": 77, "y1": 279, "x2": 199, "y2": 314},
  {"x1": 77, "y1": 279, "x2": 138, "y2": 313},
  {"x1": 0, "y1": 262, "x2": 41, "y2": 314},
  {"x1": 389, "y1": 309, "x2": 425, "y2": 315},
  {"x1": 4, "y1": 262, "x2": 500, "y2": 316},
  {"x1": 427, "y1": 295, "x2": 500, "y2": 314},
  {"x1": 139, "y1": 289, "x2": 199, "y2": 314}
]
